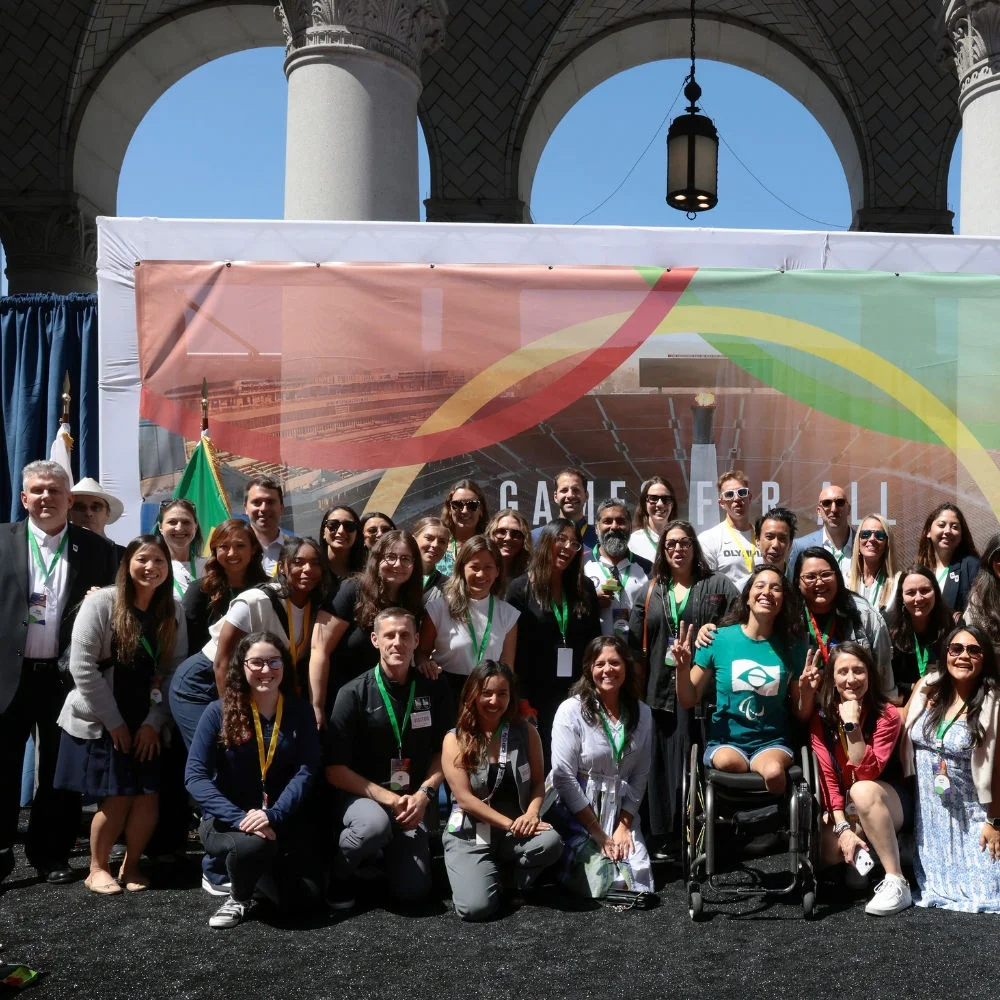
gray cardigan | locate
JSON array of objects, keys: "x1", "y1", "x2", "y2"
[{"x1": 57, "y1": 587, "x2": 187, "y2": 740}]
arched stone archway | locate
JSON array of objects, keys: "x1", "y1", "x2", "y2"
[
  {"x1": 516, "y1": 15, "x2": 863, "y2": 223},
  {"x1": 71, "y1": 4, "x2": 283, "y2": 217}
]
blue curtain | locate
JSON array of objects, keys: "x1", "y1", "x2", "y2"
[{"x1": 0, "y1": 293, "x2": 99, "y2": 520}]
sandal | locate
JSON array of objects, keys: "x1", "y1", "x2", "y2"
[{"x1": 84, "y1": 872, "x2": 122, "y2": 895}]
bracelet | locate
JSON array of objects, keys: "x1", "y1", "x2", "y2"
[
  {"x1": 419, "y1": 784, "x2": 436, "y2": 802},
  {"x1": 832, "y1": 821, "x2": 851, "y2": 837}
]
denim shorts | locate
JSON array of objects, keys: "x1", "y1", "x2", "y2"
[{"x1": 704, "y1": 740, "x2": 794, "y2": 769}]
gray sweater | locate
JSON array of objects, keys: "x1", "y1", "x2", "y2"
[{"x1": 57, "y1": 587, "x2": 188, "y2": 739}]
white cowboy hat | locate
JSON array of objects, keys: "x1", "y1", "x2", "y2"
[{"x1": 71, "y1": 477, "x2": 125, "y2": 524}]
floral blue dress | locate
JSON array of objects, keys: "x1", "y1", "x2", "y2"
[{"x1": 912, "y1": 716, "x2": 1000, "y2": 912}]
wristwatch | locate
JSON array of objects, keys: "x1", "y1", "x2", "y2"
[
  {"x1": 832, "y1": 821, "x2": 851, "y2": 837},
  {"x1": 987, "y1": 817, "x2": 1000, "y2": 830},
  {"x1": 842, "y1": 721, "x2": 857, "y2": 734},
  {"x1": 419, "y1": 785, "x2": 436, "y2": 802}
]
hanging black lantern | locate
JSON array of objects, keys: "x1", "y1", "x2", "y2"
[{"x1": 666, "y1": 0, "x2": 718, "y2": 217}]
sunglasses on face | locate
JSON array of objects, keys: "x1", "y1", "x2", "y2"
[
  {"x1": 820, "y1": 498, "x2": 847, "y2": 509},
  {"x1": 244, "y1": 657, "x2": 284, "y2": 672},
  {"x1": 720, "y1": 488, "x2": 750, "y2": 501},
  {"x1": 646, "y1": 494, "x2": 674, "y2": 506},
  {"x1": 450, "y1": 499, "x2": 481, "y2": 512},
  {"x1": 858, "y1": 529, "x2": 888, "y2": 542},
  {"x1": 664, "y1": 538, "x2": 693, "y2": 551},
  {"x1": 493, "y1": 528, "x2": 525, "y2": 541},
  {"x1": 324, "y1": 518, "x2": 358, "y2": 534},
  {"x1": 72, "y1": 501, "x2": 108, "y2": 514},
  {"x1": 948, "y1": 642, "x2": 983, "y2": 658}
]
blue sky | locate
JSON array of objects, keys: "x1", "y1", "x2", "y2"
[{"x1": 0, "y1": 47, "x2": 964, "y2": 294}]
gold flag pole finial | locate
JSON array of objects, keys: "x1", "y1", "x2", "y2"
[{"x1": 60, "y1": 372, "x2": 72, "y2": 424}]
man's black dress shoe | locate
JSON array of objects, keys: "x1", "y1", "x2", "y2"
[{"x1": 38, "y1": 866, "x2": 76, "y2": 885}]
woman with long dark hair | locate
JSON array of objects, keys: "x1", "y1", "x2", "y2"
[
  {"x1": 308, "y1": 529, "x2": 423, "y2": 725},
  {"x1": 675, "y1": 566, "x2": 820, "y2": 795},
  {"x1": 437, "y1": 479, "x2": 490, "y2": 577},
  {"x1": 900, "y1": 624, "x2": 1000, "y2": 911},
  {"x1": 810, "y1": 642, "x2": 911, "y2": 915},
  {"x1": 628, "y1": 476, "x2": 678, "y2": 565},
  {"x1": 55, "y1": 535, "x2": 186, "y2": 894},
  {"x1": 318, "y1": 505, "x2": 366, "y2": 597},
  {"x1": 185, "y1": 631, "x2": 320, "y2": 929},
  {"x1": 359, "y1": 511, "x2": 395, "y2": 552},
  {"x1": 628, "y1": 519, "x2": 736, "y2": 855},
  {"x1": 887, "y1": 565, "x2": 952, "y2": 704},
  {"x1": 507, "y1": 519, "x2": 601, "y2": 747},
  {"x1": 548, "y1": 635, "x2": 653, "y2": 896},
  {"x1": 916, "y1": 502, "x2": 980, "y2": 614},
  {"x1": 963, "y1": 532, "x2": 1000, "y2": 657},
  {"x1": 441, "y1": 660, "x2": 560, "y2": 920}
]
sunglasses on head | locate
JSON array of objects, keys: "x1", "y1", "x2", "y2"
[
  {"x1": 859, "y1": 529, "x2": 888, "y2": 542},
  {"x1": 820, "y1": 498, "x2": 847, "y2": 509},
  {"x1": 324, "y1": 518, "x2": 357, "y2": 534},
  {"x1": 720, "y1": 488, "x2": 750, "y2": 501},
  {"x1": 450, "y1": 499, "x2": 481, "y2": 512},
  {"x1": 948, "y1": 642, "x2": 983, "y2": 658},
  {"x1": 159, "y1": 498, "x2": 196, "y2": 512}
]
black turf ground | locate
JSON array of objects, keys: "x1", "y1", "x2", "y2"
[{"x1": 0, "y1": 819, "x2": 996, "y2": 1000}]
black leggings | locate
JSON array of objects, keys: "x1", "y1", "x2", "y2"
[{"x1": 199, "y1": 817, "x2": 279, "y2": 902}]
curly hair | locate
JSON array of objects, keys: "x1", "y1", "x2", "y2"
[
  {"x1": 485, "y1": 508, "x2": 533, "y2": 580},
  {"x1": 220, "y1": 631, "x2": 297, "y2": 750},
  {"x1": 527, "y1": 518, "x2": 595, "y2": 619},
  {"x1": 721, "y1": 565, "x2": 806, "y2": 641},
  {"x1": 569, "y1": 635, "x2": 642, "y2": 738},
  {"x1": 354, "y1": 529, "x2": 424, "y2": 630},
  {"x1": 319, "y1": 504, "x2": 367, "y2": 576},
  {"x1": 917, "y1": 502, "x2": 979, "y2": 568},
  {"x1": 440, "y1": 479, "x2": 490, "y2": 538},
  {"x1": 888, "y1": 565, "x2": 952, "y2": 655},
  {"x1": 816, "y1": 641, "x2": 888, "y2": 743},
  {"x1": 200, "y1": 519, "x2": 266, "y2": 618},
  {"x1": 442, "y1": 535, "x2": 505, "y2": 620},
  {"x1": 921, "y1": 624, "x2": 999, "y2": 749},
  {"x1": 650, "y1": 519, "x2": 711, "y2": 584},
  {"x1": 111, "y1": 535, "x2": 177, "y2": 667},
  {"x1": 453, "y1": 660, "x2": 522, "y2": 771}
]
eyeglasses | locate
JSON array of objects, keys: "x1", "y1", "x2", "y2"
[
  {"x1": 324, "y1": 518, "x2": 358, "y2": 534},
  {"x1": 72, "y1": 501, "x2": 108, "y2": 514},
  {"x1": 493, "y1": 528, "x2": 525, "y2": 542},
  {"x1": 800, "y1": 571, "x2": 837, "y2": 585},
  {"x1": 646, "y1": 494, "x2": 674, "y2": 506},
  {"x1": 948, "y1": 642, "x2": 983, "y2": 658},
  {"x1": 858, "y1": 529, "x2": 888, "y2": 542},
  {"x1": 554, "y1": 537, "x2": 583, "y2": 552},
  {"x1": 820, "y1": 498, "x2": 847, "y2": 509},
  {"x1": 244, "y1": 657, "x2": 284, "y2": 672},
  {"x1": 382, "y1": 553, "x2": 414, "y2": 567},
  {"x1": 664, "y1": 538, "x2": 693, "y2": 551},
  {"x1": 364, "y1": 525, "x2": 390, "y2": 537},
  {"x1": 450, "y1": 499, "x2": 481, "y2": 512},
  {"x1": 720, "y1": 488, "x2": 750, "y2": 501}
]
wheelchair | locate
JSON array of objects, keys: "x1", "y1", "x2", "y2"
[{"x1": 681, "y1": 741, "x2": 823, "y2": 920}]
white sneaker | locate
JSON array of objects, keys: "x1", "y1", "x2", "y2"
[
  {"x1": 209, "y1": 896, "x2": 248, "y2": 929},
  {"x1": 201, "y1": 874, "x2": 232, "y2": 896},
  {"x1": 865, "y1": 874, "x2": 912, "y2": 916}
]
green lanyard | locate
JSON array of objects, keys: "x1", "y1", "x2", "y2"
[
  {"x1": 552, "y1": 597, "x2": 569, "y2": 644},
  {"x1": 599, "y1": 709, "x2": 627, "y2": 765},
  {"x1": 374, "y1": 666, "x2": 416, "y2": 754},
  {"x1": 913, "y1": 633, "x2": 930, "y2": 677},
  {"x1": 596, "y1": 560, "x2": 631, "y2": 593},
  {"x1": 139, "y1": 636, "x2": 160, "y2": 663},
  {"x1": 667, "y1": 584, "x2": 690, "y2": 631},
  {"x1": 936, "y1": 698, "x2": 971, "y2": 750},
  {"x1": 28, "y1": 530, "x2": 68, "y2": 584},
  {"x1": 466, "y1": 595, "x2": 494, "y2": 667},
  {"x1": 172, "y1": 558, "x2": 196, "y2": 599}
]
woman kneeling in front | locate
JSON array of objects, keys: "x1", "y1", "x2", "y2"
[
  {"x1": 442, "y1": 660, "x2": 562, "y2": 920},
  {"x1": 185, "y1": 631, "x2": 320, "y2": 928},
  {"x1": 810, "y1": 642, "x2": 912, "y2": 916}
]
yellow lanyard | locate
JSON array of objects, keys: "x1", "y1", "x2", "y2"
[
  {"x1": 251, "y1": 695, "x2": 284, "y2": 806},
  {"x1": 285, "y1": 600, "x2": 311, "y2": 664},
  {"x1": 725, "y1": 521, "x2": 756, "y2": 573}
]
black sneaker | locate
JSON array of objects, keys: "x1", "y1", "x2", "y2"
[
  {"x1": 209, "y1": 896, "x2": 249, "y2": 929},
  {"x1": 326, "y1": 876, "x2": 356, "y2": 911}
]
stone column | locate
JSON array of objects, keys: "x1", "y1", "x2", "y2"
[
  {"x1": 945, "y1": 0, "x2": 1000, "y2": 235},
  {"x1": 277, "y1": 0, "x2": 447, "y2": 222},
  {"x1": 0, "y1": 199, "x2": 97, "y2": 294}
]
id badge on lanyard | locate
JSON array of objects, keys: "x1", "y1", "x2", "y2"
[{"x1": 556, "y1": 646, "x2": 573, "y2": 678}]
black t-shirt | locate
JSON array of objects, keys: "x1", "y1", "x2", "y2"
[
  {"x1": 326, "y1": 578, "x2": 380, "y2": 697},
  {"x1": 324, "y1": 665, "x2": 454, "y2": 788}
]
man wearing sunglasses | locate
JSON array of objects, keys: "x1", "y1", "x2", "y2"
[
  {"x1": 789, "y1": 484, "x2": 855, "y2": 579},
  {"x1": 530, "y1": 467, "x2": 598, "y2": 554},
  {"x1": 698, "y1": 470, "x2": 757, "y2": 589}
]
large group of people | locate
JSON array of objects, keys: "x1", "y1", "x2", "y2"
[{"x1": 4, "y1": 461, "x2": 1000, "y2": 928}]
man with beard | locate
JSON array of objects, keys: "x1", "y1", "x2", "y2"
[
  {"x1": 584, "y1": 499, "x2": 649, "y2": 637},
  {"x1": 789, "y1": 483, "x2": 855, "y2": 579}
]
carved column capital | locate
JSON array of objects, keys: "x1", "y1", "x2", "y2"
[
  {"x1": 944, "y1": 0, "x2": 1000, "y2": 110},
  {"x1": 0, "y1": 198, "x2": 97, "y2": 293},
  {"x1": 275, "y1": 0, "x2": 447, "y2": 76}
]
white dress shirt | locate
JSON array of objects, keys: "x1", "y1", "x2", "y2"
[{"x1": 24, "y1": 519, "x2": 71, "y2": 659}]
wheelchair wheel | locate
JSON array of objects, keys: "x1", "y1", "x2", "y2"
[
  {"x1": 802, "y1": 885, "x2": 816, "y2": 920},
  {"x1": 688, "y1": 888, "x2": 704, "y2": 921},
  {"x1": 683, "y1": 743, "x2": 702, "y2": 883}
]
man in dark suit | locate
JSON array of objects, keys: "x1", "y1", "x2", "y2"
[{"x1": 0, "y1": 460, "x2": 119, "y2": 885}]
